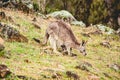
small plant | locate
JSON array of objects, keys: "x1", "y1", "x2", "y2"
[{"x1": 0, "y1": 51, "x2": 5, "y2": 57}]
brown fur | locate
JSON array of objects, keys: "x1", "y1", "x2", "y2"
[
  {"x1": 43, "y1": 20, "x2": 87, "y2": 56},
  {"x1": 57, "y1": 21, "x2": 80, "y2": 45}
]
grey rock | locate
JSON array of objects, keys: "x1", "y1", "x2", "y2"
[
  {"x1": 75, "y1": 62, "x2": 92, "y2": 72},
  {"x1": 109, "y1": 63, "x2": 120, "y2": 71},
  {"x1": 71, "y1": 21, "x2": 86, "y2": 27},
  {"x1": 0, "y1": 64, "x2": 11, "y2": 78},
  {"x1": 47, "y1": 10, "x2": 76, "y2": 22},
  {"x1": 97, "y1": 24, "x2": 115, "y2": 35}
]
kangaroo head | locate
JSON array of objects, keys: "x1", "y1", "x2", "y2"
[{"x1": 79, "y1": 40, "x2": 87, "y2": 56}]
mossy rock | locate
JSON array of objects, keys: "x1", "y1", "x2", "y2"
[
  {"x1": 71, "y1": 21, "x2": 86, "y2": 27},
  {"x1": 96, "y1": 24, "x2": 115, "y2": 35},
  {"x1": 47, "y1": 10, "x2": 76, "y2": 22}
]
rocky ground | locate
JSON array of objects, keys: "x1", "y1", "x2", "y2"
[{"x1": 0, "y1": 9, "x2": 120, "y2": 80}]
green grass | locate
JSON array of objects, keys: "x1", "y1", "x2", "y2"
[{"x1": 0, "y1": 10, "x2": 120, "y2": 80}]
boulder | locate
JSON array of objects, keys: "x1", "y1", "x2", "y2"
[
  {"x1": 100, "y1": 41, "x2": 111, "y2": 48},
  {"x1": 96, "y1": 24, "x2": 115, "y2": 35},
  {"x1": 66, "y1": 71, "x2": 80, "y2": 80},
  {"x1": 0, "y1": 1, "x2": 2, "y2": 8},
  {"x1": 47, "y1": 10, "x2": 86, "y2": 27},
  {"x1": 0, "y1": 64, "x2": 11, "y2": 78},
  {"x1": 37, "y1": 13, "x2": 46, "y2": 19},
  {"x1": 0, "y1": 22, "x2": 28, "y2": 42},
  {"x1": 83, "y1": 26, "x2": 102, "y2": 35},
  {"x1": 108, "y1": 63, "x2": 120, "y2": 72},
  {"x1": 20, "y1": 0, "x2": 33, "y2": 10},
  {"x1": 0, "y1": 12, "x2": 6, "y2": 20},
  {"x1": 75, "y1": 62, "x2": 92, "y2": 72},
  {"x1": 51, "y1": 72, "x2": 62, "y2": 79},
  {"x1": 47, "y1": 10, "x2": 76, "y2": 22},
  {"x1": 20, "y1": 0, "x2": 32, "y2": 4},
  {"x1": 71, "y1": 21, "x2": 86, "y2": 27}
]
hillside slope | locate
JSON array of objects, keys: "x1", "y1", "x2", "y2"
[{"x1": 0, "y1": 9, "x2": 120, "y2": 80}]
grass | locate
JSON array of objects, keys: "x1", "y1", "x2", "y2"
[{"x1": 0, "y1": 10, "x2": 120, "y2": 80}]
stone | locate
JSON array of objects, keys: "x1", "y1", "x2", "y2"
[
  {"x1": 109, "y1": 63, "x2": 120, "y2": 72},
  {"x1": 0, "y1": 64, "x2": 11, "y2": 78},
  {"x1": 71, "y1": 21, "x2": 86, "y2": 27},
  {"x1": 47, "y1": 10, "x2": 76, "y2": 22},
  {"x1": 100, "y1": 41, "x2": 111, "y2": 48},
  {"x1": 0, "y1": 22, "x2": 28, "y2": 42},
  {"x1": 75, "y1": 62, "x2": 92, "y2": 72},
  {"x1": 66, "y1": 71, "x2": 80, "y2": 80},
  {"x1": 96, "y1": 24, "x2": 115, "y2": 35}
]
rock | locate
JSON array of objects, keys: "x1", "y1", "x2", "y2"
[
  {"x1": 84, "y1": 24, "x2": 115, "y2": 35},
  {"x1": 100, "y1": 41, "x2": 111, "y2": 48},
  {"x1": 96, "y1": 24, "x2": 115, "y2": 35},
  {"x1": 20, "y1": 0, "x2": 32, "y2": 4},
  {"x1": 41, "y1": 74, "x2": 51, "y2": 79},
  {"x1": 3, "y1": 50, "x2": 11, "y2": 59},
  {"x1": 0, "y1": 1, "x2": 2, "y2": 8},
  {"x1": 47, "y1": 10, "x2": 86, "y2": 27},
  {"x1": 71, "y1": 21, "x2": 86, "y2": 27},
  {"x1": 0, "y1": 12, "x2": 15, "y2": 23},
  {"x1": 0, "y1": 64, "x2": 11, "y2": 78},
  {"x1": 108, "y1": 63, "x2": 120, "y2": 72},
  {"x1": 7, "y1": 16, "x2": 15, "y2": 23},
  {"x1": 26, "y1": 3, "x2": 33, "y2": 10},
  {"x1": 52, "y1": 72, "x2": 62, "y2": 79},
  {"x1": 17, "y1": 75, "x2": 36, "y2": 80},
  {"x1": 83, "y1": 26, "x2": 102, "y2": 35},
  {"x1": 66, "y1": 71, "x2": 80, "y2": 80},
  {"x1": 0, "y1": 22, "x2": 28, "y2": 42},
  {"x1": 0, "y1": 12, "x2": 6, "y2": 20},
  {"x1": 2, "y1": 0, "x2": 15, "y2": 8},
  {"x1": 75, "y1": 62, "x2": 92, "y2": 72},
  {"x1": 47, "y1": 10, "x2": 76, "y2": 22},
  {"x1": 37, "y1": 13, "x2": 46, "y2": 19},
  {"x1": 88, "y1": 30, "x2": 102, "y2": 35},
  {"x1": 32, "y1": 17, "x2": 37, "y2": 22},
  {"x1": 103, "y1": 73, "x2": 111, "y2": 78},
  {"x1": 18, "y1": 0, "x2": 33, "y2": 14},
  {"x1": 0, "y1": 44, "x2": 4, "y2": 51}
]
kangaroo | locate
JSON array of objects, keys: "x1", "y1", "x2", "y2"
[{"x1": 43, "y1": 20, "x2": 87, "y2": 56}]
